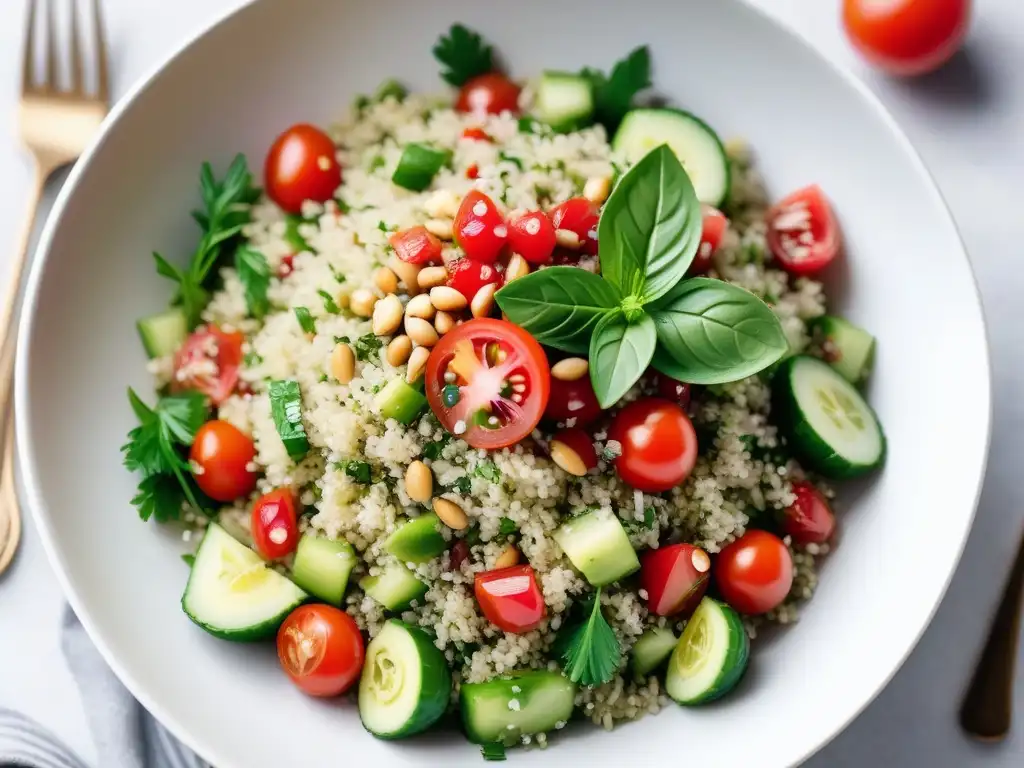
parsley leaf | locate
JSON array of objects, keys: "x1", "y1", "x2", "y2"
[
  {"x1": 583, "y1": 46, "x2": 652, "y2": 132},
  {"x1": 235, "y1": 246, "x2": 271, "y2": 319},
  {"x1": 433, "y1": 24, "x2": 495, "y2": 87},
  {"x1": 353, "y1": 333, "x2": 384, "y2": 362},
  {"x1": 294, "y1": 307, "x2": 316, "y2": 335},
  {"x1": 450, "y1": 475, "x2": 473, "y2": 494},
  {"x1": 318, "y1": 289, "x2": 341, "y2": 314},
  {"x1": 561, "y1": 588, "x2": 621, "y2": 687},
  {"x1": 423, "y1": 437, "x2": 450, "y2": 460},
  {"x1": 481, "y1": 743, "x2": 507, "y2": 761},
  {"x1": 475, "y1": 461, "x2": 502, "y2": 484},
  {"x1": 337, "y1": 459, "x2": 373, "y2": 484},
  {"x1": 498, "y1": 517, "x2": 517, "y2": 536}
]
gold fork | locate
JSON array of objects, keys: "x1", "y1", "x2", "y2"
[{"x1": 0, "y1": 0, "x2": 110, "y2": 576}]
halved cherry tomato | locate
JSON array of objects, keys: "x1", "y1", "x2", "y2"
[
  {"x1": 278, "y1": 254, "x2": 296, "y2": 279},
  {"x1": 608, "y1": 398, "x2": 698, "y2": 493},
  {"x1": 456, "y1": 73, "x2": 522, "y2": 116},
  {"x1": 548, "y1": 197, "x2": 599, "y2": 256},
  {"x1": 689, "y1": 205, "x2": 729, "y2": 275},
  {"x1": 172, "y1": 326, "x2": 244, "y2": 405},
  {"x1": 475, "y1": 565, "x2": 546, "y2": 633},
  {"x1": 843, "y1": 0, "x2": 970, "y2": 76},
  {"x1": 461, "y1": 127, "x2": 492, "y2": 142},
  {"x1": 264, "y1": 124, "x2": 342, "y2": 214},
  {"x1": 783, "y1": 481, "x2": 836, "y2": 545},
  {"x1": 454, "y1": 190, "x2": 508, "y2": 264},
  {"x1": 507, "y1": 210, "x2": 557, "y2": 265},
  {"x1": 277, "y1": 604, "x2": 365, "y2": 697},
  {"x1": 766, "y1": 185, "x2": 841, "y2": 276},
  {"x1": 390, "y1": 226, "x2": 443, "y2": 265},
  {"x1": 250, "y1": 489, "x2": 299, "y2": 560},
  {"x1": 544, "y1": 374, "x2": 603, "y2": 427},
  {"x1": 549, "y1": 428, "x2": 597, "y2": 476},
  {"x1": 189, "y1": 420, "x2": 258, "y2": 502},
  {"x1": 425, "y1": 319, "x2": 550, "y2": 450},
  {"x1": 715, "y1": 530, "x2": 794, "y2": 615},
  {"x1": 641, "y1": 543, "x2": 711, "y2": 617},
  {"x1": 446, "y1": 258, "x2": 502, "y2": 302}
]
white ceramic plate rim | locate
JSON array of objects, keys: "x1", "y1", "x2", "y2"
[{"x1": 14, "y1": 1, "x2": 992, "y2": 765}]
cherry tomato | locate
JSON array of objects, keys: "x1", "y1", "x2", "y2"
[
  {"x1": 652, "y1": 372, "x2": 692, "y2": 409},
  {"x1": 715, "y1": 530, "x2": 794, "y2": 615},
  {"x1": 278, "y1": 254, "x2": 295, "y2": 279},
  {"x1": 277, "y1": 604, "x2": 365, "y2": 697},
  {"x1": 548, "y1": 197, "x2": 599, "y2": 256},
  {"x1": 466, "y1": 164, "x2": 480, "y2": 180},
  {"x1": 783, "y1": 481, "x2": 837, "y2": 545},
  {"x1": 689, "y1": 205, "x2": 729, "y2": 275},
  {"x1": 171, "y1": 326, "x2": 244, "y2": 405},
  {"x1": 474, "y1": 565, "x2": 546, "y2": 633},
  {"x1": 461, "y1": 127, "x2": 493, "y2": 142},
  {"x1": 507, "y1": 210, "x2": 557, "y2": 265},
  {"x1": 390, "y1": 226, "x2": 443, "y2": 265},
  {"x1": 446, "y1": 258, "x2": 502, "y2": 303},
  {"x1": 425, "y1": 319, "x2": 550, "y2": 450},
  {"x1": 454, "y1": 190, "x2": 508, "y2": 264},
  {"x1": 456, "y1": 73, "x2": 522, "y2": 116},
  {"x1": 250, "y1": 489, "x2": 299, "y2": 560},
  {"x1": 608, "y1": 399, "x2": 699, "y2": 493},
  {"x1": 766, "y1": 185, "x2": 841, "y2": 276},
  {"x1": 641, "y1": 543, "x2": 711, "y2": 617},
  {"x1": 843, "y1": 0, "x2": 970, "y2": 76},
  {"x1": 189, "y1": 420, "x2": 258, "y2": 502},
  {"x1": 264, "y1": 124, "x2": 341, "y2": 214},
  {"x1": 549, "y1": 428, "x2": 598, "y2": 476},
  {"x1": 544, "y1": 374, "x2": 603, "y2": 427}
]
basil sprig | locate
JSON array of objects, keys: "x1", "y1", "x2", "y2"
[{"x1": 495, "y1": 144, "x2": 787, "y2": 407}]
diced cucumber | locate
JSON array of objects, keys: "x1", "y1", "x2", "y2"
[
  {"x1": 392, "y1": 144, "x2": 452, "y2": 192},
  {"x1": 460, "y1": 670, "x2": 577, "y2": 745},
  {"x1": 268, "y1": 379, "x2": 309, "y2": 461},
  {"x1": 384, "y1": 514, "x2": 447, "y2": 563},
  {"x1": 811, "y1": 315, "x2": 876, "y2": 385},
  {"x1": 613, "y1": 108, "x2": 730, "y2": 207},
  {"x1": 665, "y1": 598, "x2": 749, "y2": 705},
  {"x1": 359, "y1": 620, "x2": 452, "y2": 739},
  {"x1": 181, "y1": 523, "x2": 306, "y2": 642},
  {"x1": 631, "y1": 626, "x2": 679, "y2": 678},
  {"x1": 553, "y1": 508, "x2": 640, "y2": 587},
  {"x1": 291, "y1": 534, "x2": 356, "y2": 605},
  {"x1": 772, "y1": 355, "x2": 886, "y2": 479},
  {"x1": 136, "y1": 308, "x2": 188, "y2": 359},
  {"x1": 375, "y1": 378, "x2": 428, "y2": 424},
  {"x1": 535, "y1": 71, "x2": 594, "y2": 133},
  {"x1": 360, "y1": 563, "x2": 428, "y2": 611}
]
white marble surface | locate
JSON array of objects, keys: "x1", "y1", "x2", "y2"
[{"x1": 0, "y1": 1, "x2": 1021, "y2": 765}]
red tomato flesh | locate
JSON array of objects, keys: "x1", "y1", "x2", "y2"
[
  {"x1": 277, "y1": 604, "x2": 365, "y2": 697},
  {"x1": 689, "y1": 205, "x2": 729, "y2": 275},
  {"x1": 715, "y1": 530, "x2": 794, "y2": 615},
  {"x1": 264, "y1": 124, "x2": 341, "y2": 214},
  {"x1": 475, "y1": 565, "x2": 546, "y2": 633},
  {"x1": 390, "y1": 226, "x2": 443, "y2": 265},
  {"x1": 446, "y1": 258, "x2": 502, "y2": 303},
  {"x1": 461, "y1": 127, "x2": 493, "y2": 142},
  {"x1": 250, "y1": 489, "x2": 299, "y2": 560},
  {"x1": 641, "y1": 543, "x2": 711, "y2": 617},
  {"x1": 766, "y1": 185, "x2": 841, "y2": 276},
  {"x1": 456, "y1": 73, "x2": 522, "y2": 116},
  {"x1": 454, "y1": 190, "x2": 508, "y2": 264},
  {"x1": 548, "y1": 197, "x2": 599, "y2": 256},
  {"x1": 189, "y1": 420, "x2": 258, "y2": 502},
  {"x1": 278, "y1": 254, "x2": 295, "y2": 279},
  {"x1": 608, "y1": 398, "x2": 699, "y2": 493},
  {"x1": 544, "y1": 374, "x2": 603, "y2": 427},
  {"x1": 507, "y1": 210, "x2": 557, "y2": 265},
  {"x1": 172, "y1": 326, "x2": 244, "y2": 405},
  {"x1": 784, "y1": 481, "x2": 837, "y2": 545}
]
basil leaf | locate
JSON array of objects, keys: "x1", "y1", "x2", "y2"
[
  {"x1": 494, "y1": 267, "x2": 621, "y2": 354},
  {"x1": 597, "y1": 144, "x2": 702, "y2": 304},
  {"x1": 589, "y1": 311, "x2": 657, "y2": 408},
  {"x1": 650, "y1": 278, "x2": 788, "y2": 384}
]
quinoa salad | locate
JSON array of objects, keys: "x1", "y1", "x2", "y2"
[{"x1": 122, "y1": 25, "x2": 886, "y2": 760}]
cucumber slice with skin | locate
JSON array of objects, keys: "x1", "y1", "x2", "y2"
[
  {"x1": 631, "y1": 626, "x2": 679, "y2": 678},
  {"x1": 772, "y1": 355, "x2": 886, "y2": 479},
  {"x1": 553, "y1": 508, "x2": 640, "y2": 587},
  {"x1": 811, "y1": 315, "x2": 876, "y2": 385},
  {"x1": 291, "y1": 534, "x2": 356, "y2": 606},
  {"x1": 665, "y1": 598, "x2": 749, "y2": 705},
  {"x1": 375, "y1": 378, "x2": 428, "y2": 424},
  {"x1": 535, "y1": 71, "x2": 595, "y2": 133},
  {"x1": 613, "y1": 108, "x2": 729, "y2": 207},
  {"x1": 181, "y1": 523, "x2": 307, "y2": 642},
  {"x1": 136, "y1": 308, "x2": 188, "y2": 359},
  {"x1": 360, "y1": 563, "x2": 428, "y2": 611},
  {"x1": 359, "y1": 620, "x2": 452, "y2": 739},
  {"x1": 268, "y1": 379, "x2": 309, "y2": 461},
  {"x1": 392, "y1": 143, "x2": 452, "y2": 192},
  {"x1": 384, "y1": 514, "x2": 447, "y2": 563},
  {"x1": 460, "y1": 670, "x2": 577, "y2": 745}
]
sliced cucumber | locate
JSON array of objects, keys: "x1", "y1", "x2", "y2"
[
  {"x1": 553, "y1": 508, "x2": 640, "y2": 587},
  {"x1": 665, "y1": 598, "x2": 749, "y2": 705},
  {"x1": 392, "y1": 143, "x2": 452, "y2": 192},
  {"x1": 385, "y1": 514, "x2": 447, "y2": 563},
  {"x1": 631, "y1": 626, "x2": 679, "y2": 678},
  {"x1": 181, "y1": 523, "x2": 306, "y2": 641},
  {"x1": 375, "y1": 378, "x2": 428, "y2": 425},
  {"x1": 613, "y1": 108, "x2": 729, "y2": 207},
  {"x1": 268, "y1": 379, "x2": 309, "y2": 461},
  {"x1": 460, "y1": 670, "x2": 576, "y2": 745},
  {"x1": 360, "y1": 563, "x2": 428, "y2": 611},
  {"x1": 772, "y1": 355, "x2": 886, "y2": 479},
  {"x1": 359, "y1": 620, "x2": 452, "y2": 739},
  {"x1": 811, "y1": 315, "x2": 876, "y2": 385},
  {"x1": 535, "y1": 71, "x2": 594, "y2": 133},
  {"x1": 136, "y1": 308, "x2": 188, "y2": 359},
  {"x1": 291, "y1": 534, "x2": 356, "y2": 605}
]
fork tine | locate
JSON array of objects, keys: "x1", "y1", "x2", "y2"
[
  {"x1": 69, "y1": 0, "x2": 84, "y2": 93},
  {"x1": 22, "y1": 0, "x2": 37, "y2": 93},
  {"x1": 44, "y1": 0, "x2": 57, "y2": 91},
  {"x1": 92, "y1": 0, "x2": 109, "y2": 102}
]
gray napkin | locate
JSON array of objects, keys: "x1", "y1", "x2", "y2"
[{"x1": 0, "y1": 607, "x2": 209, "y2": 768}]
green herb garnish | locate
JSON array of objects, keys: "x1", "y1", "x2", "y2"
[
  {"x1": 561, "y1": 587, "x2": 621, "y2": 687},
  {"x1": 582, "y1": 46, "x2": 652, "y2": 132},
  {"x1": 475, "y1": 461, "x2": 502, "y2": 484},
  {"x1": 181, "y1": 553, "x2": 196, "y2": 567},
  {"x1": 433, "y1": 24, "x2": 495, "y2": 87},
  {"x1": 318, "y1": 289, "x2": 341, "y2": 314},
  {"x1": 423, "y1": 437, "x2": 450, "y2": 460},
  {"x1": 235, "y1": 246, "x2": 271, "y2": 319},
  {"x1": 284, "y1": 213, "x2": 311, "y2": 253},
  {"x1": 294, "y1": 307, "x2": 316, "y2": 335},
  {"x1": 450, "y1": 475, "x2": 473, "y2": 494},
  {"x1": 498, "y1": 517, "x2": 517, "y2": 536},
  {"x1": 268, "y1": 379, "x2": 309, "y2": 461},
  {"x1": 353, "y1": 333, "x2": 384, "y2": 362},
  {"x1": 338, "y1": 459, "x2": 373, "y2": 484},
  {"x1": 498, "y1": 151, "x2": 524, "y2": 170}
]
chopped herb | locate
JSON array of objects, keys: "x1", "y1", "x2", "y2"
[
  {"x1": 318, "y1": 289, "x2": 341, "y2": 314},
  {"x1": 243, "y1": 351, "x2": 264, "y2": 367},
  {"x1": 377, "y1": 220, "x2": 395, "y2": 233},
  {"x1": 475, "y1": 461, "x2": 502, "y2": 484},
  {"x1": 353, "y1": 333, "x2": 384, "y2": 362},
  {"x1": 318, "y1": 374, "x2": 329, "y2": 383},
  {"x1": 336, "y1": 197, "x2": 351, "y2": 214},
  {"x1": 582, "y1": 46, "x2": 652, "y2": 132},
  {"x1": 374, "y1": 78, "x2": 407, "y2": 103},
  {"x1": 517, "y1": 117, "x2": 536, "y2": 134},
  {"x1": 422, "y1": 437, "x2": 450, "y2": 460},
  {"x1": 561, "y1": 587, "x2": 621, "y2": 687},
  {"x1": 644, "y1": 506, "x2": 656, "y2": 529},
  {"x1": 498, "y1": 151, "x2": 524, "y2": 170},
  {"x1": 283, "y1": 214, "x2": 311, "y2": 253},
  {"x1": 368, "y1": 155, "x2": 386, "y2": 173},
  {"x1": 294, "y1": 307, "x2": 316, "y2": 335},
  {"x1": 450, "y1": 475, "x2": 473, "y2": 494},
  {"x1": 498, "y1": 517, "x2": 517, "y2": 536},
  {"x1": 333, "y1": 335, "x2": 351, "y2": 345},
  {"x1": 338, "y1": 459, "x2": 373, "y2": 484},
  {"x1": 181, "y1": 553, "x2": 196, "y2": 567},
  {"x1": 465, "y1": 524, "x2": 482, "y2": 546},
  {"x1": 235, "y1": 246, "x2": 271, "y2": 319},
  {"x1": 433, "y1": 24, "x2": 495, "y2": 87},
  {"x1": 481, "y1": 743, "x2": 506, "y2": 762}
]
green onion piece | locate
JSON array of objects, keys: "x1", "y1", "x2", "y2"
[
  {"x1": 268, "y1": 379, "x2": 309, "y2": 461},
  {"x1": 392, "y1": 143, "x2": 452, "y2": 192}
]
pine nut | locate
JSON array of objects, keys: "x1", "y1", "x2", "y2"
[
  {"x1": 405, "y1": 293, "x2": 436, "y2": 321},
  {"x1": 555, "y1": 228, "x2": 581, "y2": 250},
  {"x1": 471, "y1": 283, "x2": 497, "y2": 318},
  {"x1": 424, "y1": 189, "x2": 461, "y2": 219},
  {"x1": 388, "y1": 256, "x2": 422, "y2": 295},
  {"x1": 433, "y1": 498, "x2": 469, "y2": 530},
  {"x1": 494, "y1": 545, "x2": 520, "y2": 569},
  {"x1": 551, "y1": 357, "x2": 589, "y2": 382},
  {"x1": 372, "y1": 294, "x2": 404, "y2": 336},
  {"x1": 405, "y1": 461, "x2": 433, "y2": 504},
  {"x1": 349, "y1": 288, "x2": 377, "y2": 318},
  {"x1": 330, "y1": 343, "x2": 355, "y2": 384},
  {"x1": 406, "y1": 317, "x2": 440, "y2": 347},
  {"x1": 406, "y1": 345, "x2": 431, "y2": 383},
  {"x1": 429, "y1": 286, "x2": 468, "y2": 312},
  {"x1": 374, "y1": 266, "x2": 399, "y2": 295},
  {"x1": 434, "y1": 310, "x2": 456, "y2": 335},
  {"x1": 386, "y1": 335, "x2": 413, "y2": 367},
  {"x1": 424, "y1": 218, "x2": 454, "y2": 240},
  {"x1": 418, "y1": 265, "x2": 449, "y2": 290},
  {"x1": 505, "y1": 253, "x2": 530, "y2": 283},
  {"x1": 583, "y1": 176, "x2": 612, "y2": 205},
  {"x1": 550, "y1": 439, "x2": 590, "y2": 477}
]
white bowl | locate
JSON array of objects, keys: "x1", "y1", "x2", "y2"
[{"x1": 16, "y1": 0, "x2": 990, "y2": 765}]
